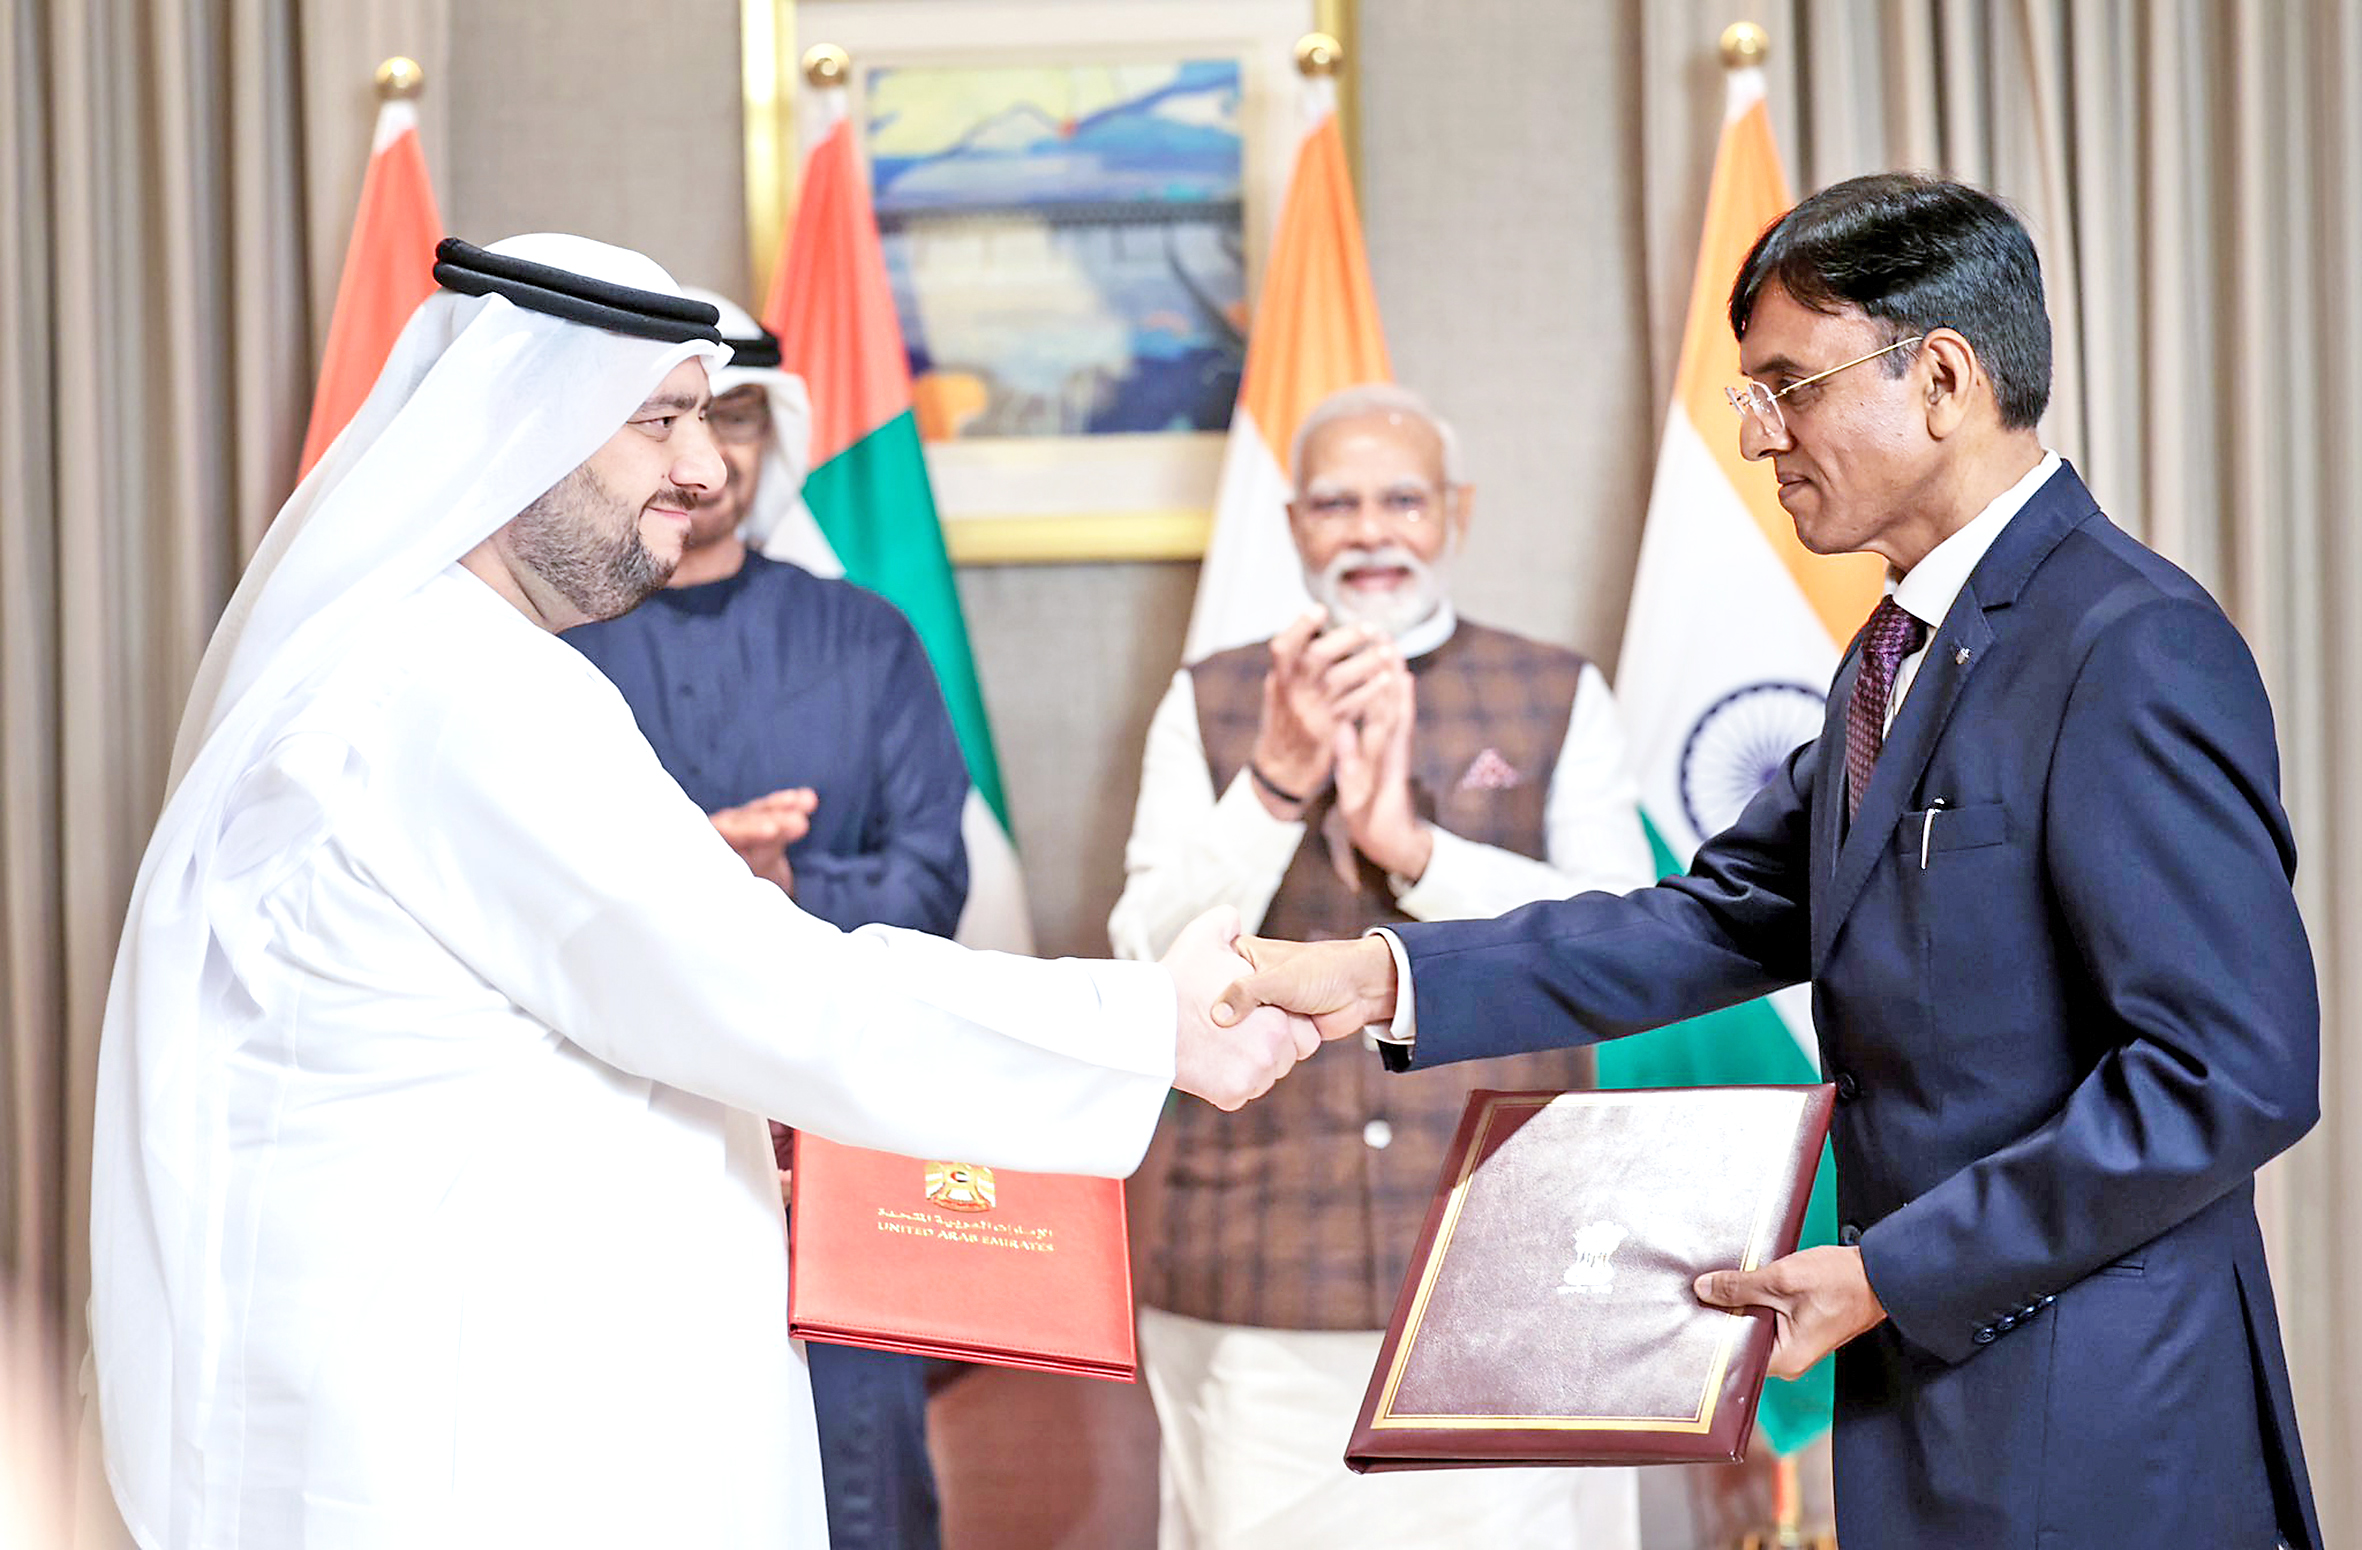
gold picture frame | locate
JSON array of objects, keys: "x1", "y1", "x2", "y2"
[{"x1": 741, "y1": 0, "x2": 1359, "y2": 564}]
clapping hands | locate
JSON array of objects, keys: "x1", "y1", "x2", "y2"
[
  {"x1": 1250, "y1": 609, "x2": 1429, "y2": 880},
  {"x1": 1249, "y1": 611, "x2": 1401, "y2": 803}
]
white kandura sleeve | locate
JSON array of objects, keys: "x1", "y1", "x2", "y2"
[
  {"x1": 368, "y1": 657, "x2": 1175, "y2": 1180},
  {"x1": 1105, "y1": 670, "x2": 1307, "y2": 961},
  {"x1": 1390, "y1": 663, "x2": 1656, "y2": 922}
]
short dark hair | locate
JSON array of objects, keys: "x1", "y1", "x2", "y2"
[{"x1": 1729, "y1": 173, "x2": 2052, "y2": 430}]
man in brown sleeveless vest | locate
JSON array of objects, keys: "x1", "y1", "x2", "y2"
[{"x1": 1109, "y1": 385, "x2": 1654, "y2": 1547}]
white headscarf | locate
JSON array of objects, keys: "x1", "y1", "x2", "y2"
[
  {"x1": 678, "y1": 288, "x2": 841, "y2": 577},
  {"x1": 89, "y1": 234, "x2": 730, "y2": 1532}
]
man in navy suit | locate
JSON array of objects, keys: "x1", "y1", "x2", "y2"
[{"x1": 1211, "y1": 174, "x2": 2323, "y2": 1548}]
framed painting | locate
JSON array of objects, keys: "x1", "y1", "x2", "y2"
[{"x1": 742, "y1": 0, "x2": 1360, "y2": 563}]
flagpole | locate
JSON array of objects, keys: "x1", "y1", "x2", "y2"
[
  {"x1": 373, "y1": 54, "x2": 423, "y2": 101},
  {"x1": 298, "y1": 54, "x2": 442, "y2": 480},
  {"x1": 1707, "y1": 27, "x2": 1835, "y2": 1549},
  {"x1": 801, "y1": 44, "x2": 850, "y2": 139},
  {"x1": 1715, "y1": 20, "x2": 1835, "y2": 1529},
  {"x1": 803, "y1": 43, "x2": 847, "y2": 91},
  {"x1": 1719, "y1": 19, "x2": 1769, "y2": 69}
]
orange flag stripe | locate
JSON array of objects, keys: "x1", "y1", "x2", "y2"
[
  {"x1": 298, "y1": 110, "x2": 442, "y2": 478},
  {"x1": 1236, "y1": 112, "x2": 1391, "y2": 461},
  {"x1": 1673, "y1": 95, "x2": 1882, "y2": 644},
  {"x1": 762, "y1": 118, "x2": 914, "y2": 471}
]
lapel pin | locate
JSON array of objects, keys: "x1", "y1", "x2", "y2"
[{"x1": 1954, "y1": 646, "x2": 1972, "y2": 665}]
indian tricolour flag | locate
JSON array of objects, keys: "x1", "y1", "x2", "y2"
[
  {"x1": 762, "y1": 87, "x2": 1034, "y2": 955},
  {"x1": 1597, "y1": 62, "x2": 1884, "y2": 1456},
  {"x1": 1182, "y1": 72, "x2": 1389, "y2": 662}
]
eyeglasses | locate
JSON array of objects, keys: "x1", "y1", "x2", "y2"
[
  {"x1": 708, "y1": 400, "x2": 773, "y2": 445},
  {"x1": 1297, "y1": 485, "x2": 1458, "y2": 527},
  {"x1": 1724, "y1": 335, "x2": 1925, "y2": 438}
]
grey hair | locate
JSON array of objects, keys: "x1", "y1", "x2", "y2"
[{"x1": 1288, "y1": 383, "x2": 1464, "y2": 489}]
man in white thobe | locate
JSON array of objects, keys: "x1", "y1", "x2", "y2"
[{"x1": 87, "y1": 234, "x2": 1317, "y2": 1549}]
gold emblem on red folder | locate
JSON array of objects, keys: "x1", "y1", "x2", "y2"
[{"x1": 925, "y1": 1161, "x2": 997, "y2": 1212}]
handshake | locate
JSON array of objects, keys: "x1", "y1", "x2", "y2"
[{"x1": 1160, "y1": 908, "x2": 1407, "y2": 1111}]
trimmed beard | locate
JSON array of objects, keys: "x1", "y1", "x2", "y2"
[
  {"x1": 1307, "y1": 541, "x2": 1449, "y2": 638},
  {"x1": 509, "y1": 462, "x2": 676, "y2": 622}
]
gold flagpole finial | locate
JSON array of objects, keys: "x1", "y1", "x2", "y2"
[
  {"x1": 374, "y1": 56, "x2": 424, "y2": 101},
  {"x1": 1294, "y1": 32, "x2": 1344, "y2": 77},
  {"x1": 1719, "y1": 22, "x2": 1770, "y2": 69},
  {"x1": 803, "y1": 44, "x2": 850, "y2": 89}
]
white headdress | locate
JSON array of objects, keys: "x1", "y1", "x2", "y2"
[
  {"x1": 677, "y1": 288, "x2": 841, "y2": 577},
  {"x1": 89, "y1": 234, "x2": 730, "y2": 1534}
]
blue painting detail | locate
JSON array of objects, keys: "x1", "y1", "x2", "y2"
[{"x1": 864, "y1": 60, "x2": 1247, "y2": 439}]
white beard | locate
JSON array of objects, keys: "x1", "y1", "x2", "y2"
[{"x1": 1308, "y1": 542, "x2": 1449, "y2": 638}]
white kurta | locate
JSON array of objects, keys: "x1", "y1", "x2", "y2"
[{"x1": 171, "y1": 566, "x2": 1172, "y2": 1547}]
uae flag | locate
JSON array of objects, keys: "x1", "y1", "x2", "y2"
[
  {"x1": 1181, "y1": 73, "x2": 1389, "y2": 662},
  {"x1": 1597, "y1": 61, "x2": 1888, "y2": 1456},
  {"x1": 763, "y1": 90, "x2": 1034, "y2": 954},
  {"x1": 298, "y1": 93, "x2": 442, "y2": 478}
]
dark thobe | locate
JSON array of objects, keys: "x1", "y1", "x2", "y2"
[{"x1": 569, "y1": 551, "x2": 969, "y2": 1550}]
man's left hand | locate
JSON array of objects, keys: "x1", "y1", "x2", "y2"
[
  {"x1": 710, "y1": 787, "x2": 817, "y2": 894},
  {"x1": 1333, "y1": 664, "x2": 1430, "y2": 880},
  {"x1": 1694, "y1": 1245, "x2": 1887, "y2": 1378}
]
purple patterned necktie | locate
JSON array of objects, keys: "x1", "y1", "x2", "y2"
[{"x1": 1845, "y1": 597, "x2": 1927, "y2": 821}]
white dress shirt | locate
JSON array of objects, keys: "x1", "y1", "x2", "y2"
[
  {"x1": 1378, "y1": 451, "x2": 2062, "y2": 1048},
  {"x1": 1882, "y1": 450, "x2": 2062, "y2": 728},
  {"x1": 1107, "y1": 606, "x2": 1656, "y2": 963}
]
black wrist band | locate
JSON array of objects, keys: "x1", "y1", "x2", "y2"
[{"x1": 1249, "y1": 760, "x2": 1306, "y2": 806}]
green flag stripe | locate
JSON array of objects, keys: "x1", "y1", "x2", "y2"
[
  {"x1": 1590, "y1": 813, "x2": 1835, "y2": 1456},
  {"x1": 801, "y1": 410, "x2": 1008, "y2": 827}
]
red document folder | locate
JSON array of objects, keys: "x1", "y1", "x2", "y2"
[
  {"x1": 788, "y1": 1133, "x2": 1138, "y2": 1382},
  {"x1": 1347, "y1": 1085, "x2": 1834, "y2": 1470}
]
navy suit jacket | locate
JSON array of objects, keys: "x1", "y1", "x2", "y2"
[{"x1": 1390, "y1": 465, "x2": 2321, "y2": 1549}]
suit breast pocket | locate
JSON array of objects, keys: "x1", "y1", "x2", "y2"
[
  {"x1": 1892, "y1": 801, "x2": 2051, "y2": 1050},
  {"x1": 1891, "y1": 799, "x2": 2008, "y2": 865}
]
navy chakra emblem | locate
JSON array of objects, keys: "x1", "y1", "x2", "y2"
[{"x1": 1677, "y1": 681, "x2": 1826, "y2": 839}]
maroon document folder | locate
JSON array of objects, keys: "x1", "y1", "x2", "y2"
[
  {"x1": 789, "y1": 1134, "x2": 1137, "y2": 1382},
  {"x1": 1346, "y1": 1085, "x2": 1834, "y2": 1470}
]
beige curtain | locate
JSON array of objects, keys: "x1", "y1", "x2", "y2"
[
  {"x1": 3, "y1": 0, "x2": 301, "y2": 1477},
  {"x1": 0, "y1": 0, "x2": 450, "y2": 1536},
  {"x1": 1635, "y1": 3, "x2": 2361, "y2": 1542}
]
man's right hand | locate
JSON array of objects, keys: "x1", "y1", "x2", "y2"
[
  {"x1": 1162, "y1": 907, "x2": 1323, "y2": 1110},
  {"x1": 1248, "y1": 609, "x2": 1403, "y2": 808},
  {"x1": 1213, "y1": 933, "x2": 1400, "y2": 1043}
]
